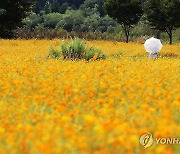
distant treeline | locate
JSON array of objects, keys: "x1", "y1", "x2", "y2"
[
  {"x1": 0, "y1": 0, "x2": 179, "y2": 43},
  {"x1": 33, "y1": 0, "x2": 85, "y2": 12},
  {"x1": 21, "y1": 0, "x2": 152, "y2": 35}
]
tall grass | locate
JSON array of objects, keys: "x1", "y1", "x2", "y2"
[
  {"x1": 15, "y1": 28, "x2": 180, "y2": 43},
  {"x1": 48, "y1": 38, "x2": 106, "y2": 61}
]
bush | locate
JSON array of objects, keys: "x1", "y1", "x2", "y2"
[
  {"x1": 85, "y1": 47, "x2": 106, "y2": 61},
  {"x1": 61, "y1": 38, "x2": 85, "y2": 59},
  {"x1": 23, "y1": 13, "x2": 43, "y2": 30},
  {"x1": 48, "y1": 38, "x2": 106, "y2": 61},
  {"x1": 43, "y1": 13, "x2": 62, "y2": 29},
  {"x1": 48, "y1": 47, "x2": 61, "y2": 58},
  {"x1": 56, "y1": 10, "x2": 84, "y2": 32}
]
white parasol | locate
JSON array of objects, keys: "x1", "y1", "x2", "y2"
[{"x1": 144, "y1": 37, "x2": 163, "y2": 53}]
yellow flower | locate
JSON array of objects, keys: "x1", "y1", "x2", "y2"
[
  {"x1": 0, "y1": 127, "x2": 5, "y2": 133},
  {"x1": 0, "y1": 39, "x2": 179, "y2": 153}
]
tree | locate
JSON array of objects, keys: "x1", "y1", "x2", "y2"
[
  {"x1": 80, "y1": 0, "x2": 106, "y2": 17},
  {"x1": 56, "y1": 10, "x2": 84, "y2": 32},
  {"x1": 0, "y1": 0, "x2": 33, "y2": 38},
  {"x1": 33, "y1": 0, "x2": 46, "y2": 13},
  {"x1": 144, "y1": 0, "x2": 180, "y2": 44},
  {"x1": 64, "y1": 0, "x2": 85, "y2": 8},
  {"x1": 104, "y1": 0, "x2": 143, "y2": 43},
  {"x1": 33, "y1": 0, "x2": 85, "y2": 13},
  {"x1": 23, "y1": 13, "x2": 43, "y2": 30},
  {"x1": 43, "y1": 1, "x2": 68, "y2": 14},
  {"x1": 43, "y1": 13, "x2": 62, "y2": 29}
]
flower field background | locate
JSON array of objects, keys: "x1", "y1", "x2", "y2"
[{"x1": 0, "y1": 39, "x2": 179, "y2": 153}]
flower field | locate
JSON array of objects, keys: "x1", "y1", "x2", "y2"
[{"x1": 0, "y1": 39, "x2": 179, "y2": 154}]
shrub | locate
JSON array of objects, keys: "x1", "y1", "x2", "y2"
[
  {"x1": 23, "y1": 13, "x2": 43, "y2": 30},
  {"x1": 86, "y1": 47, "x2": 106, "y2": 61},
  {"x1": 48, "y1": 38, "x2": 106, "y2": 61},
  {"x1": 61, "y1": 38, "x2": 86, "y2": 59},
  {"x1": 43, "y1": 13, "x2": 62, "y2": 29},
  {"x1": 56, "y1": 10, "x2": 84, "y2": 32},
  {"x1": 48, "y1": 47, "x2": 61, "y2": 59}
]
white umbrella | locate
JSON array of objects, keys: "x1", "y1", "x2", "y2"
[{"x1": 144, "y1": 37, "x2": 163, "y2": 54}]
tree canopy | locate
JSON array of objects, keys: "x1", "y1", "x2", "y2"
[
  {"x1": 104, "y1": 0, "x2": 143, "y2": 43},
  {"x1": 0, "y1": 0, "x2": 33, "y2": 38},
  {"x1": 33, "y1": 0, "x2": 85, "y2": 13},
  {"x1": 0, "y1": 0, "x2": 179, "y2": 43},
  {"x1": 144, "y1": 0, "x2": 180, "y2": 44}
]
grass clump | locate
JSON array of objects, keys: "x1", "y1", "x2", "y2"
[
  {"x1": 48, "y1": 38, "x2": 106, "y2": 61},
  {"x1": 85, "y1": 47, "x2": 106, "y2": 61},
  {"x1": 61, "y1": 38, "x2": 85, "y2": 60},
  {"x1": 48, "y1": 47, "x2": 61, "y2": 58}
]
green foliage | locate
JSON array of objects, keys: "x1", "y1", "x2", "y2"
[
  {"x1": 144, "y1": 0, "x2": 180, "y2": 44},
  {"x1": 49, "y1": 38, "x2": 106, "y2": 61},
  {"x1": 49, "y1": 47, "x2": 61, "y2": 58},
  {"x1": 86, "y1": 47, "x2": 106, "y2": 61},
  {"x1": 21, "y1": 0, "x2": 118, "y2": 34},
  {"x1": 43, "y1": 13, "x2": 63, "y2": 29},
  {"x1": 23, "y1": 13, "x2": 43, "y2": 30},
  {"x1": 131, "y1": 19, "x2": 155, "y2": 37},
  {"x1": 56, "y1": 10, "x2": 84, "y2": 32},
  {"x1": 33, "y1": 0, "x2": 85, "y2": 13},
  {"x1": 0, "y1": 0, "x2": 33, "y2": 38},
  {"x1": 87, "y1": 14, "x2": 116, "y2": 33},
  {"x1": 104, "y1": 0, "x2": 143, "y2": 43},
  {"x1": 55, "y1": 9, "x2": 116, "y2": 33},
  {"x1": 80, "y1": 0, "x2": 105, "y2": 17},
  {"x1": 44, "y1": 1, "x2": 68, "y2": 14},
  {"x1": 10, "y1": 0, "x2": 179, "y2": 43},
  {"x1": 61, "y1": 38, "x2": 86, "y2": 59}
]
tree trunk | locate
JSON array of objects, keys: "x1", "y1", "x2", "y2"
[
  {"x1": 125, "y1": 31, "x2": 129, "y2": 43},
  {"x1": 156, "y1": 30, "x2": 161, "y2": 39},
  {"x1": 165, "y1": 27, "x2": 173, "y2": 45},
  {"x1": 169, "y1": 32, "x2": 172, "y2": 45},
  {"x1": 122, "y1": 24, "x2": 130, "y2": 43}
]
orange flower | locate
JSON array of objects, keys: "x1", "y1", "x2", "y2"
[{"x1": 0, "y1": 39, "x2": 179, "y2": 153}]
